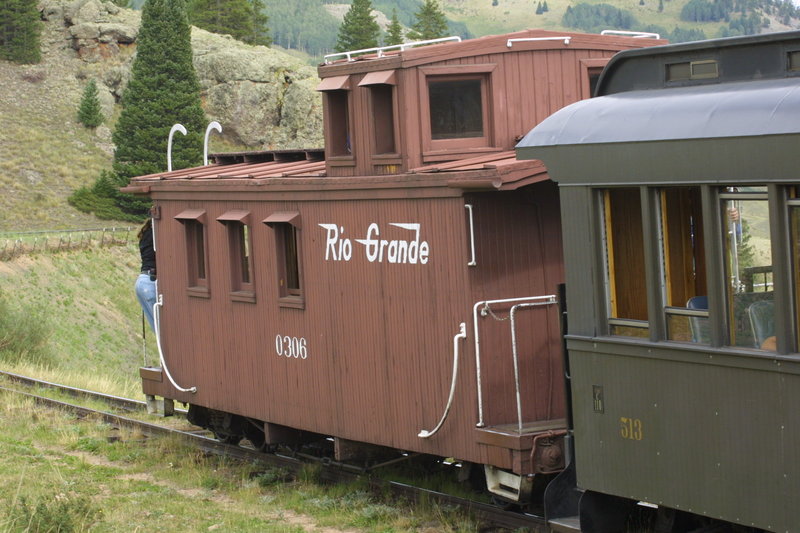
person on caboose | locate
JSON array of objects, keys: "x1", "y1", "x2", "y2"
[{"x1": 135, "y1": 219, "x2": 157, "y2": 332}]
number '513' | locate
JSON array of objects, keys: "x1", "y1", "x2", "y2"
[{"x1": 619, "y1": 417, "x2": 643, "y2": 441}]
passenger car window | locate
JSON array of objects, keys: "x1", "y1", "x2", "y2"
[
  {"x1": 721, "y1": 187, "x2": 774, "y2": 350},
  {"x1": 660, "y1": 187, "x2": 709, "y2": 343},
  {"x1": 603, "y1": 188, "x2": 649, "y2": 338}
]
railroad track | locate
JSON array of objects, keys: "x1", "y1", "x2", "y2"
[{"x1": 0, "y1": 370, "x2": 547, "y2": 532}]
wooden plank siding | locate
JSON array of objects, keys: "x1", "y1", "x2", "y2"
[{"x1": 141, "y1": 176, "x2": 564, "y2": 470}]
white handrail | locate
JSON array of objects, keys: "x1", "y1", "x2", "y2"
[
  {"x1": 507, "y1": 37, "x2": 571, "y2": 48},
  {"x1": 167, "y1": 123, "x2": 187, "y2": 172},
  {"x1": 465, "y1": 204, "x2": 477, "y2": 267},
  {"x1": 418, "y1": 322, "x2": 467, "y2": 438},
  {"x1": 600, "y1": 30, "x2": 660, "y2": 39},
  {"x1": 324, "y1": 36, "x2": 461, "y2": 64},
  {"x1": 204, "y1": 121, "x2": 222, "y2": 166},
  {"x1": 473, "y1": 295, "x2": 557, "y2": 427},
  {"x1": 153, "y1": 290, "x2": 197, "y2": 394}
]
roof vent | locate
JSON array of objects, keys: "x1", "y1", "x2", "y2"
[{"x1": 666, "y1": 59, "x2": 718, "y2": 82}]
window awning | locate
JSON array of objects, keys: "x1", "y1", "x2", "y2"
[
  {"x1": 358, "y1": 70, "x2": 397, "y2": 86},
  {"x1": 263, "y1": 211, "x2": 301, "y2": 228},
  {"x1": 316, "y1": 75, "x2": 351, "y2": 92},
  {"x1": 216, "y1": 210, "x2": 250, "y2": 224},
  {"x1": 516, "y1": 77, "x2": 800, "y2": 184},
  {"x1": 174, "y1": 209, "x2": 206, "y2": 223}
]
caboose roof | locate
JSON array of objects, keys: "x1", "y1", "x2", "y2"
[
  {"x1": 124, "y1": 150, "x2": 549, "y2": 195},
  {"x1": 317, "y1": 28, "x2": 663, "y2": 75}
]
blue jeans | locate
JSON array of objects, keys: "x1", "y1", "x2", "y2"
[{"x1": 135, "y1": 273, "x2": 157, "y2": 331}]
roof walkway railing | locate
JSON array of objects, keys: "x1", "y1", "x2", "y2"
[{"x1": 323, "y1": 36, "x2": 462, "y2": 64}]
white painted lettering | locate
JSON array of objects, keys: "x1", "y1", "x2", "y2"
[{"x1": 321, "y1": 221, "x2": 430, "y2": 265}]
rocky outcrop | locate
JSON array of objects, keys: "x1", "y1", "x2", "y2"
[{"x1": 40, "y1": 0, "x2": 323, "y2": 149}]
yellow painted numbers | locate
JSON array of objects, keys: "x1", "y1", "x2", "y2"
[{"x1": 619, "y1": 417, "x2": 643, "y2": 441}]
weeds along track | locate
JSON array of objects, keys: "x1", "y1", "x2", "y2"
[{"x1": 0, "y1": 370, "x2": 546, "y2": 532}]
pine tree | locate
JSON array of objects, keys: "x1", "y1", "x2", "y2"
[
  {"x1": 536, "y1": 2, "x2": 544, "y2": 14},
  {"x1": 407, "y1": 0, "x2": 448, "y2": 41},
  {"x1": 77, "y1": 79, "x2": 104, "y2": 129},
  {"x1": 0, "y1": 0, "x2": 42, "y2": 64},
  {"x1": 385, "y1": 8, "x2": 404, "y2": 45},
  {"x1": 188, "y1": 0, "x2": 271, "y2": 46},
  {"x1": 658, "y1": 0, "x2": 664, "y2": 12},
  {"x1": 70, "y1": 0, "x2": 206, "y2": 220},
  {"x1": 543, "y1": 1, "x2": 549, "y2": 12},
  {"x1": 334, "y1": 0, "x2": 380, "y2": 53},
  {"x1": 246, "y1": 0, "x2": 271, "y2": 46},
  {"x1": 114, "y1": 0, "x2": 205, "y2": 183}
]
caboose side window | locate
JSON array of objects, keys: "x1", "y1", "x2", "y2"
[
  {"x1": 327, "y1": 90, "x2": 351, "y2": 157},
  {"x1": 429, "y1": 78, "x2": 484, "y2": 140},
  {"x1": 175, "y1": 209, "x2": 209, "y2": 297},
  {"x1": 317, "y1": 76, "x2": 352, "y2": 159},
  {"x1": 217, "y1": 210, "x2": 254, "y2": 302},
  {"x1": 420, "y1": 68, "x2": 494, "y2": 155},
  {"x1": 660, "y1": 187, "x2": 709, "y2": 343},
  {"x1": 358, "y1": 70, "x2": 398, "y2": 156},
  {"x1": 370, "y1": 84, "x2": 396, "y2": 154},
  {"x1": 721, "y1": 187, "x2": 774, "y2": 350},
  {"x1": 263, "y1": 212, "x2": 303, "y2": 309},
  {"x1": 603, "y1": 188, "x2": 649, "y2": 337}
]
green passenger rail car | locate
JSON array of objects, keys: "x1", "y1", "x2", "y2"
[{"x1": 518, "y1": 31, "x2": 800, "y2": 532}]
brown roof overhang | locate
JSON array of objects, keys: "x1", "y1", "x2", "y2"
[
  {"x1": 358, "y1": 70, "x2": 397, "y2": 86},
  {"x1": 316, "y1": 75, "x2": 351, "y2": 91}
]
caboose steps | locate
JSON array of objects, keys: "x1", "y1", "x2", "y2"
[
  {"x1": 475, "y1": 419, "x2": 566, "y2": 450},
  {"x1": 476, "y1": 420, "x2": 566, "y2": 476}
]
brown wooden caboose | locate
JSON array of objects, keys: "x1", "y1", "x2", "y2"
[{"x1": 127, "y1": 29, "x2": 663, "y2": 502}]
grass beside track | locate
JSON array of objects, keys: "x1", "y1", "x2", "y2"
[
  {"x1": 0, "y1": 246, "x2": 498, "y2": 531},
  {"x1": 0, "y1": 391, "x2": 488, "y2": 532}
]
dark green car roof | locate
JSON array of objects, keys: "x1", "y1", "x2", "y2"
[{"x1": 516, "y1": 31, "x2": 800, "y2": 185}]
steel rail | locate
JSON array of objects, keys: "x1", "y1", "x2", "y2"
[
  {"x1": 0, "y1": 377, "x2": 546, "y2": 531},
  {"x1": 0, "y1": 369, "x2": 186, "y2": 414}
]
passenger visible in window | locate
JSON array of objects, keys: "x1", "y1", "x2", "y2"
[{"x1": 135, "y1": 219, "x2": 157, "y2": 332}]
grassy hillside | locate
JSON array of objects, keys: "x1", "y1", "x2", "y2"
[
  {"x1": 0, "y1": 244, "x2": 151, "y2": 398},
  {"x1": 445, "y1": 0, "x2": 798, "y2": 40},
  {"x1": 0, "y1": 19, "x2": 122, "y2": 231}
]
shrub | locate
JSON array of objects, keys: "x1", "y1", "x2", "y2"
[{"x1": 0, "y1": 290, "x2": 52, "y2": 366}]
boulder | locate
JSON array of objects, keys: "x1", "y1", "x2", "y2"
[{"x1": 50, "y1": 0, "x2": 323, "y2": 149}]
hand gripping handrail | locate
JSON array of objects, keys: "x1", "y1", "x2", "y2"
[
  {"x1": 418, "y1": 322, "x2": 467, "y2": 438},
  {"x1": 153, "y1": 289, "x2": 197, "y2": 394}
]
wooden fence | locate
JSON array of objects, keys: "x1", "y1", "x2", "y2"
[{"x1": 0, "y1": 227, "x2": 134, "y2": 261}]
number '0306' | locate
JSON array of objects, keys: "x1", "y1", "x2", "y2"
[{"x1": 275, "y1": 335, "x2": 308, "y2": 359}]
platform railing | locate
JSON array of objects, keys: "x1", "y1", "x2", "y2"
[{"x1": 472, "y1": 295, "x2": 558, "y2": 431}]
